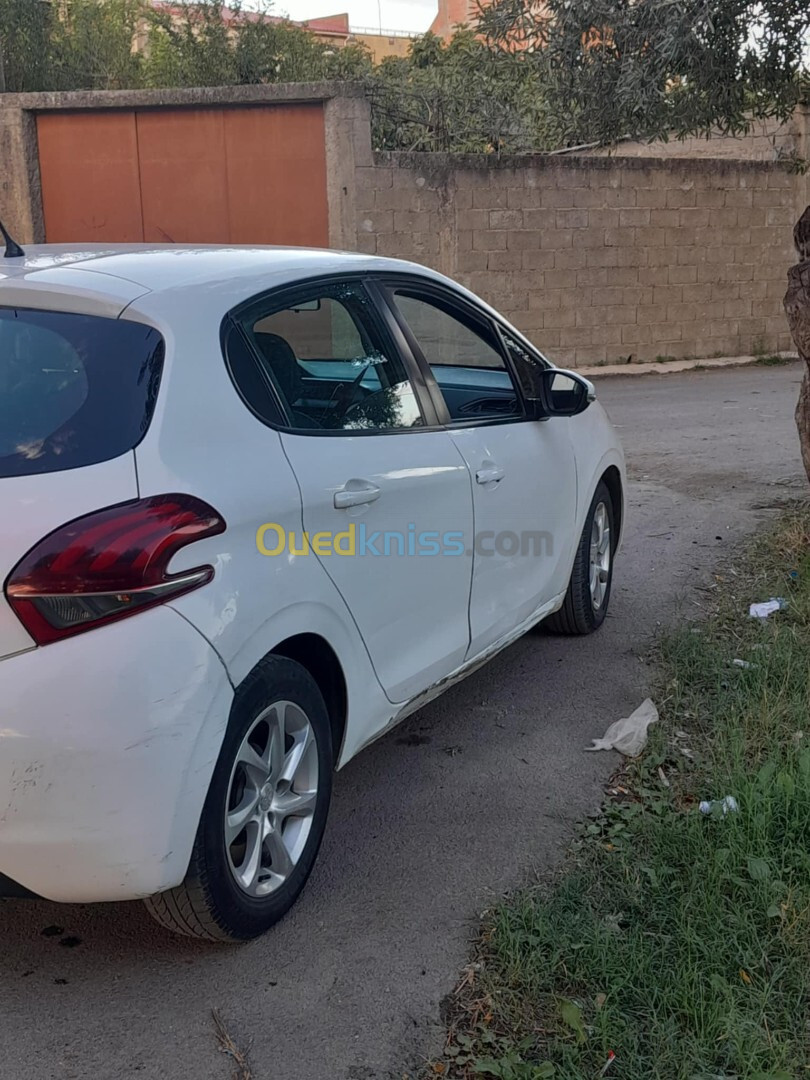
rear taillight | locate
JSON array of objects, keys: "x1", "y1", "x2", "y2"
[{"x1": 5, "y1": 495, "x2": 226, "y2": 645}]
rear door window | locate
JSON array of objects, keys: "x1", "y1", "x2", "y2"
[{"x1": 0, "y1": 308, "x2": 164, "y2": 478}]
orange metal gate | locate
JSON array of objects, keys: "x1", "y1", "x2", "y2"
[{"x1": 36, "y1": 103, "x2": 329, "y2": 247}]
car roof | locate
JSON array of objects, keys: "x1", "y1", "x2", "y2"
[{"x1": 0, "y1": 245, "x2": 433, "y2": 296}]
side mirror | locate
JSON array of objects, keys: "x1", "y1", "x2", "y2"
[{"x1": 531, "y1": 368, "x2": 595, "y2": 418}]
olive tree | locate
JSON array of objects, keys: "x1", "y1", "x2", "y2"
[{"x1": 478, "y1": 0, "x2": 810, "y2": 482}]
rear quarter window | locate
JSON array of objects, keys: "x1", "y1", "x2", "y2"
[{"x1": 0, "y1": 308, "x2": 164, "y2": 478}]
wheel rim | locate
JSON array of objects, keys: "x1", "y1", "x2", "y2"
[
  {"x1": 225, "y1": 701, "x2": 319, "y2": 897},
  {"x1": 589, "y1": 502, "x2": 611, "y2": 611}
]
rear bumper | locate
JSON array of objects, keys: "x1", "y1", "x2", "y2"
[{"x1": 0, "y1": 606, "x2": 234, "y2": 903}]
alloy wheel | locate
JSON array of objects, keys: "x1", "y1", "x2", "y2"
[
  {"x1": 224, "y1": 701, "x2": 319, "y2": 897},
  {"x1": 589, "y1": 501, "x2": 611, "y2": 611}
]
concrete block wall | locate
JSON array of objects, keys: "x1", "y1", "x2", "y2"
[
  {"x1": 354, "y1": 149, "x2": 806, "y2": 367},
  {"x1": 1, "y1": 84, "x2": 806, "y2": 367}
]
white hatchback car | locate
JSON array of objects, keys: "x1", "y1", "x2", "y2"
[{"x1": 0, "y1": 241, "x2": 624, "y2": 941}]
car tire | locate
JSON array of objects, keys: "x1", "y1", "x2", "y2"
[
  {"x1": 144, "y1": 655, "x2": 333, "y2": 942},
  {"x1": 543, "y1": 480, "x2": 615, "y2": 636}
]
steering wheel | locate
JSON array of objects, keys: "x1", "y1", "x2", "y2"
[{"x1": 331, "y1": 363, "x2": 371, "y2": 419}]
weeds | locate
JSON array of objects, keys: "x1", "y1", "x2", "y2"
[{"x1": 427, "y1": 506, "x2": 810, "y2": 1080}]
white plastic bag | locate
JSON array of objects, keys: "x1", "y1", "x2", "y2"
[{"x1": 586, "y1": 698, "x2": 659, "y2": 757}]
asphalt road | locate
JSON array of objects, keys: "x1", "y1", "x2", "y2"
[{"x1": 0, "y1": 363, "x2": 805, "y2": 1080}]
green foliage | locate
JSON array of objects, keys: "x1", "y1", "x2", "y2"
[
  {"x1": 0, "y1": 0, "x2": 806, "y2": 153},
  {"x1": 367, "y1": 30, "x2": 555, "y2": 153},
  {"x1": 0, "y1": 0, "x2": 371, "y2": 94},
  {"x1": 51, "y1": 0, "x2": 145, "y2": 90},
  {"x1": 429, "y1": 507, "x2": 810, "y2": 1079},
  {"x1": 477, "y1": 0, "x2": 810, "y2": 147},
  {"x1": 142, "y1": 1, "x2": 371, "y2": 88},
  {"x1": 0, "y1": 0, "x2": 56, "y2": 92}
]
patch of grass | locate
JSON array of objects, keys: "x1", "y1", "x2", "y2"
[
  {"x1": 756, "y1": 354, "x2": 796, "y2": 367},
  {"x1": 428, "y1": 506, "x2": 810, "y2": 1080}
]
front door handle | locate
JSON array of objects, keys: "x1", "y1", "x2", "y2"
[
  {"x1": 333, "y1": 479, "x2": 381, "y2": 509},
  {"x1": 475, "y1": 465, "x2": 505, "y2": 485}
]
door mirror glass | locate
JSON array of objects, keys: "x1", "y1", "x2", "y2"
[{"x1": 537, "y1": 368, "x2": 595, "y2": 417}]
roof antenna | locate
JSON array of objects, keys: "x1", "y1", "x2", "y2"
[{"x1": 0, "y1": 219, "x2": 25, "y2": 259}]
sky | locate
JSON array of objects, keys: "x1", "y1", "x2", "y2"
[{"x1": 253, "y1": 0, "x2": 437, "y2": 34}]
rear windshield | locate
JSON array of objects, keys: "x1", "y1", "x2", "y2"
[{"x1": 0, "y1": 308, "x2": 164, "y2": 478}]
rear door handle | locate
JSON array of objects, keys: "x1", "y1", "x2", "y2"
[
  {"x1": 475, "y1": 465, "x2": 505, "y2": 485},
  {"x1": 333, "y1": 480, "x2": 381, "y2": 509}
]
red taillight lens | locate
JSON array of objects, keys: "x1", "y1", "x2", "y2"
[{"x1": 5, "y1": 495, "x2": 226, "y2": 645}]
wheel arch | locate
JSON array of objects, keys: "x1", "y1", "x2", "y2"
[
  {"x1": 270, "y1": 633, "x2": 348, "y2": 766},
  {"x1": 600, "y1": 464, "x2": 624, "y2": 549}
]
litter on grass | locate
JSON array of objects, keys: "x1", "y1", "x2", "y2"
[
  {"x1": 731, "y1": 658, "x2": 754, "y2": 669},
  {"x1": 749, "y1": 598, "x2": 787, "y2": 619},
  {"x1": 586, "y1": 698, "x2": 659, "y2": 757},
  {"x1": 699, "y1": 796, "x2": 739, "y2": 816}
]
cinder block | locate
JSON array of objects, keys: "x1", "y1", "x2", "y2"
[
  {"x1": 724, "y1": 188, "x2": 754, "y2": 208},
  {"x1": 359, "y1": 210, "x2": 394, "y2": 234},
  {"x1": 753, "y1": 187, "x2": 794, "y2": 208},
  {"x1": 542, "y1": 308, "x2": 576, "y2": 329},
  {"x1": 489, "y1": 209, "x2": 523, "y2": 229},
  {"x1": 536, "y1": 328, "x2": 561, "y2": 348},
  {"x1": 621, "y1": 323, "x2": 652, "y2": 345},
  {"x1": 507, "y1": 230, "x2": 541, "y2": 251},
  {"x1": 737, "y1": 280, "x2": 769, "y2": 301},
  {"x1": 529, "y1": 288, "x2": 561, "y2": 310},
  {"x1": 737, "y1": 316, "x2": 767, "y2": 337},
  {"x1": 523, "y1": 208, "x2": 557, "y2": 230},
  {"x1": 580, "y1": 228, "x2": 610, "y2": 249},
  {"x1": 577, "y1": 267, "x2": 609, "y2": 288},
  {"x1": 546, "y1": 269, "x2": 577, "y2": 290},
  {"x1": 635, "y1": 227, "x2": 667, "y2": 247},
  {"x1": 668, "y1": 264, "x2": 697, "y2": 284},
  {"x1": 600, "y1": 326, "x2": 624, "y2": 346},
  {"x1": 751, "y1": 298, "x2": 781, "y2": 318},
  {"x1": 522, "y1": 250, "x2": 556, "y2": 270},
  {"x1": 731, "y1": 208, "x2": 764, "y2": 229},
  {"x1": 635, "y1": 188, "x2": 668, "y2": 209},
  {"x1": 592, "y1": 286, "x2": 625, "y2": 306},
  {"x1": 665, "y1": 227, "x2": 698, "y2": 247},
  {"x1": 556, "y1": 209, "x2": 589, "y2": 229},
  {"x1": 623, "y1": 286, "x2": 654, "y2": 306},
  {"x1": 637, "y1": 304, "x2": 671, "y2": 326},
  {"x1": 679, "y1": 208, "x2": 711, "y2": 228},
  {"x1": 474, "y1": 186, "x2": 509, "y2": 209},
  {"x1": 540, "y1": 187, "x2": 578, "y2": 208},
  {"x1": 507, "y1": 187, "x2": 541, "y2": 209},
  {"x1": 565, "y1": 325, "x2": 597, "y2": 345},
  {"x1": 473, "y1": 231, "x2": 508, "y2": 251},
  {"x1": 354, "y1": 233, "x2": 377, "y2": 254},
  {"x1": 619, "y1": 208, "x2": 651, "y2": 228},
  {"x1": 539, "y1": 228, "x2": 574, "y2": 250},
  {"x1": 711, "y1": 282, "x2": 741, "y2": 301},
  {"x1": 585, "y1": 247, "x2": 621, "y2": 268},
  {"x1": 651, "y1": 324, "x2": 683, "y2": 344},
  {"x1": 456, "y1": 251, "x2": 489, "y2": 272},
  {"x1": 554, "y1": 248, "x2": 589, "y2": 269},
  {"x1": 573, "y1": 344, "x2": 608, "y2": 365},
  {"x1": 695, "y1": 189, "x2": 726, "y2": 208},
  {"x1": 665, "y1": 186, "x2": 696, "y2": 208},
  {"x1": 487, "y1": 250, "x2": 523, "y2": 271},
  {"x1": 604, "y1": 305, "x2": 639, "y2": 326},
  {"x1": 617, "y1": 246, "x2": 648, "y2": 268},
  {"x1": 457, "y1": 209, "x2": 490, "y2": 231},
  {"x1": 609, "y1": 268, "x2": 643, "y2": 288},
  {"x1": 749, "y1": 225, "x2": 788, "y2": 247},
  {"x1": 394, "y1": 210, "x2": 426, "y2": 232},
  {"x1": 723, "y1": 298, "x2": 753, "y2": 318}
]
